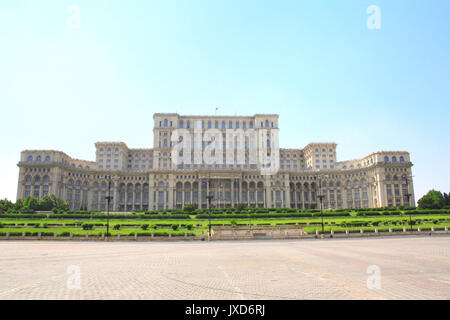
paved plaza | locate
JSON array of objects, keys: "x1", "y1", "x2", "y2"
[{"x1": 0, "y1": 236, "x2": 449, "y2": 299}]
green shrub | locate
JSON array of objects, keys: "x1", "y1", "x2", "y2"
[
  {"x1": 113, "y1": 224, "x2": 121, "y2": 230},
  {"x1": 171, "y1": 224, "x2": 179, "y2": 231},
  {"x1": 183, "y1": 204, "x2": 197, "y2": 213},
  {"x1": 82, "y1": 223, "x2": 94, "y2": 230},
  {"x1": 186, "y1": 224, "x2": 193, "y2": 230},
  {"x1": 141, "y1": 224, "x2": 149, "y2": 230}
]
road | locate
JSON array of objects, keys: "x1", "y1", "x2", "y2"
[{"x1": 0, "y1": 236, "x2": 449, "y2": 299}]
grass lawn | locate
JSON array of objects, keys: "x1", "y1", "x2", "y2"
[{"x1": 0, "y1": 213, "x2": 449, "y2": 237}]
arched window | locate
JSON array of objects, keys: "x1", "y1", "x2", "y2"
[
  {"x1": 266, "y1": 139, "x2": 271, "y2": 148},
  {"x1": 45, "y1": 156, "x2": 51, "y2": 162},
  {"x1": 384, "y1": 156, "x2": 389, "y2": 163},
  {"x1": 163, "y1": 119, "x2": 168, "y2": 127},
  {"x1": 43, "y1": 175, "x2": 50, "y2": 183},
  {"x1": 34, "y1": 176, "x2": 41, "y2": 182},
  {"x1": 163, "y1": 139, "x2": 168, "y2": 148},
  {"x1": 36, "y1": 156, "x2": 41, "y2": 162},
  {"x1": 400, "y1": 156, "x2": 405, "y2": 162},
  {"x1": 25, "y1": 175, "x2": 32, "y2": 182},
  {"x1": 186, "y1": 120, "x2": 190, "y2": 128},
  {"x1": 179, "y1": 120, "x2": 184, "y2": 128},
  {"x1": 265, "y1": 120, "x2": 269, "y2": 128},
  {"x1": 392, "y1": 156, "x2": 397, "y2": 163},
  {"x1": 27, "y1": 156, "x2": 33, "y2": 163}
]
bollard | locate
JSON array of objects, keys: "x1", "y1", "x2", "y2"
[
  {"x1": 315, "y1": 230, "x2": 319, "y2": 238},
  {"x1": 345, "y1": 229, "x2": 349, "y2": 237},
  {"x1": 117, "y1": 232, "x2": 121, "y2": 239},
  {"x1": 330, "y1": 230, "x2": 334, "y2": 237},
  {"x1": 134, "y1": 232, "x2": 138, "y2": 241},
  {"x1": 70, "y1": 232, "x2": 73, "y2": 239},
  {"x1": 403, "y1": 227, "x2": 406, "y2": 233},
  {"x1": 54, "y1": 232, "x2": 57, "y2": 238},
  {"x1": 389, "y1": 228, "x2": 392, "y2": 233},
  {"x1": 169, "y1": 233, "x2": 172, "y2": 238},
  {"x1": 37, "y1": 232, "x2": 41, "y2": 240},
  {"x1": 151, "y1": 232, "x2": 154, "y2": 238},
  {"x1": 445, "y1": 226, "x2": 448, "y2": 233},
  {"x1": 375, "y1": 228, "x2": 378, "y2": 234},
  {"x1": 360, "y1": 228, "x2": 364, "y2": 235},
  {"x1": 6, "y1": 232, "x2": 9, "y2": 239},
  {"x1": 101, "y1": 232, "x2": 105, "y2": 240},
  {"x1": 418, "y1": 227, "x2": 421, "y2": 232},
  {"x1": 184, "y1": 232, "x2": 187, "y2": 239},
  {"x1": 431, "y1": 227, "x2": 435, "y2": 232},
  {"x1": 85, "y1": 233, "x2": 89, "y2": 240},
  {"x1": 22, "y1": 232, "x2": 25, "y2": 239}
]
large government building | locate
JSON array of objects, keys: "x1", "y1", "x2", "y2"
[{"x1": 16, "y1": 113, "x2": 415, "y2": 211}]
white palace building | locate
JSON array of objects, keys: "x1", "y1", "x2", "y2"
[{"x1": 16, "y1": 113, "x2": 415, "y2": 211}]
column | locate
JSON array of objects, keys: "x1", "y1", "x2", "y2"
[
  {"x1": 231, "y1": 179, "x2": 234, "y2": 208},
  {"x1": 198, "y1": 181, "x2": 202, "y2": 209}
]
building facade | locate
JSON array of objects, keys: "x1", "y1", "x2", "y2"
[{"x1": 16, "y1": 113, "x2": 415, "y2": 211}]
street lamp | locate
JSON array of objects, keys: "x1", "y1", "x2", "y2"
[
  {"x1": 317, "y1": 177, "x2": 325, "y2": 234},
  {"x1": 105, "y1": 176, "x2": 113, "y2": 238},
  {"x1": 403, "y1": 176, "x2": 414, "y2": 231},
  {"x1": 206, "y1": 194, "x2": 214, "y2": 240}
]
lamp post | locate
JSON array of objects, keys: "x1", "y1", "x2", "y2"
[
  {"x1": 105, "y1": 176, "x2": 113, "y2": 238},
  {"x1": 317, "y1": 177, "x2": 325, "y2": 234},
  {"x1": 403, "y1": 176, "x2": 414, "y2": 231},
  {"x1": 206, "y1": 194, "x2": 213, "y2": 240}
]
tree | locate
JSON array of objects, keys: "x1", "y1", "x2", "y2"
[
  {"x1": 0, "y1": 199, "x2": 14, "y2": 213},
  {"x1": 14, "y1": 199, "x2": 23, "y2": 211},
  {"x1": 417, "y1": 190, "x2": 444, "y2": 209},
  {"x1": 443, "y1": 192, "x2": 449, "y2": 206},
  {"x1": 38, "y1": 195, "x2": 58, "y2": 211},
  {"x1": 22, "y1": 197, "x2": 39, "y2": 211}
]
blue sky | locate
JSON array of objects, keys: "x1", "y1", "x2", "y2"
[{"x1": 0, "y1": 0, "x2": 449, "y2": 202}]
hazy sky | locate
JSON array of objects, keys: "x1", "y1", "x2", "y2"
[{"x1": 1, "y1": 0, "x2": 449, "y2": 203}]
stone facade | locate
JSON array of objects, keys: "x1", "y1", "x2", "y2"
[{"x1": 16, "y1": 113, "x2": 415, "y2": 211}]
